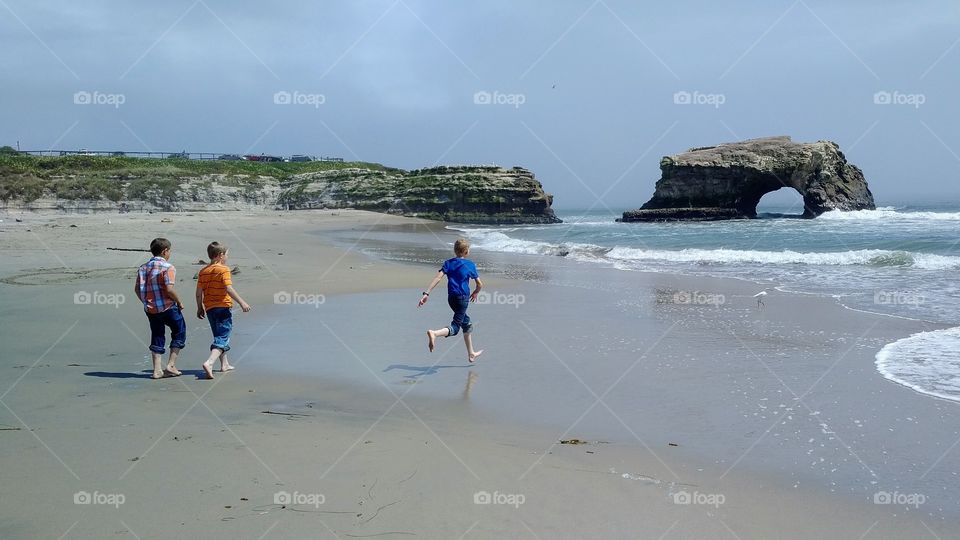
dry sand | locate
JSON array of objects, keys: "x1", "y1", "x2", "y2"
[{"x1": 0, "y1": 209, "x2": 956, "y2": 539}]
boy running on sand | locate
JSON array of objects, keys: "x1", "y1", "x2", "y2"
[
  {"x1": 135, "y1": 238, "x2": 186, "y2": 379},
  {"x1": 418, "y1": 239, "x2": 484, "y2": 362},
  {"x1": 196, "y1": 242, "x2": 251, "y2": 379}
]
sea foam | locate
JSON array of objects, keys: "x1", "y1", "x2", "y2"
[{"x1": 876, "y1": 327, "x2": 960, "y2": 403}]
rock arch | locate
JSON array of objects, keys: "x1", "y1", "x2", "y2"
[{"x1": 620, "y1": 136, "x2": 875, "y2": 222}]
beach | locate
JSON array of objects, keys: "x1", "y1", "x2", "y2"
[{"x1": 1, "y1": 209, "x2": 958, "y2": 539}]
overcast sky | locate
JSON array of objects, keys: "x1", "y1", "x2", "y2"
[{"x1": 2, "y1": 0, "x2": 958, "y2": 209}]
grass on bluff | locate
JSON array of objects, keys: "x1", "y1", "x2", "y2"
[
  {"x1": 0, "y1": 154, "x2": 390, "y2": 178},
  {"x1": 0, "y1": 154, "x2": 395, "y2": 202}
]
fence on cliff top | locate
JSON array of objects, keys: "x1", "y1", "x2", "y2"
[{"x1": 17, "y1": 150, "x2": 344, "y2": 162}]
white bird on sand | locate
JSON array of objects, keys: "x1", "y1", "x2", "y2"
[{"x1": 753, "y1": 289, "x2": 769, "y2": 309}]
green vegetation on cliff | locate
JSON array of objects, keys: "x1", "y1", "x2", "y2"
[
  {"x1": 0, "y1": 155, "x2": 560, "y2": 224},
  {"x1": 0, "y1": 154, "x2": 390, "y2": 202}
]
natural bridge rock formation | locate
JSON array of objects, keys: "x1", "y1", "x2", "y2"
[{"x1": 620, "y1": 136, "x2": 875, "y2": 222}]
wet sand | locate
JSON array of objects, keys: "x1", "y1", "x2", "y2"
[{"x1": 0, "y1": 209, "x2": 957, "y2": 539}]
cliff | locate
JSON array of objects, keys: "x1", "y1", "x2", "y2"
[
  {"x1": 0, "y1": 156, "x2": 559, "y2": 224},
  {"x1": 277, "y1": 166, "x2": 558, "y2": 224},
  {"x1": 620, "y1": 136, "x2": 875, "y2": 222}
]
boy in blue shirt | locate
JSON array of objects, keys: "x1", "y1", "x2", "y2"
[{"x1": 418, "y1": 239, "x2": 484, "y2": 362}]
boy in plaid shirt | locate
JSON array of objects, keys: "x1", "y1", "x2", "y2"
[{"x1": 135, "y1": 238, "x2": 186, "y2": 379}]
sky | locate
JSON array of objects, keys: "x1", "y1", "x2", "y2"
[{"x1": 2, "y1": 0, "x2": 959, "y2": 210}]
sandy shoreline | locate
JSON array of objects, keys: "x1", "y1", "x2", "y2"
[{"x1": 1, "y1": 209, "x2": 958, "y2": 539}]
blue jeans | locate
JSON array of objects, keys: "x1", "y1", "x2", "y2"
[
  {"x1": 146, "y1": 306, "x2": 186, "y2": 354},
  {"x1": 447, "y1": 295, "x2": 473, "y2": 336},
  {"x1": 206, "y1": 307, "x2": 233, "y2": 352}
]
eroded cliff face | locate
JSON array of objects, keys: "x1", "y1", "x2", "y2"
[
  {"x1": 621, "y1": 136, "x2": 875, "y2": 222},
  {"x1": 277, "y1": 166, "x2": 560, "y2": 224},
  {"x1": 2, "y1": 166, "x2": 560, "y2": 224}
]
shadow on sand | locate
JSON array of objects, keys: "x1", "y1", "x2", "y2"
[
  {"x1": 84, "y1": 370, "x2": 208, "y2": 380},
  {"x1": 382, "y1": 363, "x2": 471, "y2": 379}
]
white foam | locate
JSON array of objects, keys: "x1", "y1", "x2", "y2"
[
  {"x1": 461, "y1": 228, "x2": 960, "y2": 271},
  {"x1": 604, "y1": 246, "x2": 960, "y2": 270},
  {"x1": 819, "y1": 208, "x2": 960, "y2": 221},
  {"x1": 461, "y1": 230, "x2": 609, "y2": 259},
  {"x1": 876, "y1": 327, "x2": 960, "y2": 403}
]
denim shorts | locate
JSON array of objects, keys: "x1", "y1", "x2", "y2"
[
  {"x1": 447, "y1": 294, "x2": 473, "y2": 336},
  {"x1": 145, "y1": 306, "x2": 186, "y2": 354},
  {"x1": 206, "y1": 307, "x2": 233, "y2": 352}
]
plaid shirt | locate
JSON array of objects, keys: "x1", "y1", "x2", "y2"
[{"x1": 138, "y1": 256, "x2": 177, "y2": 314}]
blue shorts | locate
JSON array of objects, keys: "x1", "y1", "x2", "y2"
[
  {"x1": 446, "y1": 294, "x2": 473, "y2": 336},
  {"x1": 146, "y1": 306, "x2": 186, "y2": 354},
  {"x1": 206, "y1": 307, "x2": 233, "y2": 352}
]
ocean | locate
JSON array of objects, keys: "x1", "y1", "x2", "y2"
[{"x1": 448, "y1": 204, "x2": 960, "y2": 405}]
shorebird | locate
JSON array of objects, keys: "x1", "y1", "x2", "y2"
[{"x1": 753, "y1": 289, "x2": 769, "y2": 309}]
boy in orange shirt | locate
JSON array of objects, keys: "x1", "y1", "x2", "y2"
[{"x1": 195, "y1": 242, "x2": 251, "y2": 379}]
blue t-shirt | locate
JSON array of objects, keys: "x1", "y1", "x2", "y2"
[{"x1": 441, "y1": 257, "x2": 478, "y2": 297}]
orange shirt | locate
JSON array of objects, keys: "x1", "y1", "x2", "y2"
[{"x1": 197, "y1": 263, "x2": 233, "y2": 311}]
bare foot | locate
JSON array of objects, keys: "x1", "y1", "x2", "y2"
[
  {"x1": 202, "y1": 362, "x2": 215, "y2": 380},
  {"x1": 164, "y1": 367, "x2": 182, "y2": 377},
  {"x1": 151, "y1": 371, "x2": 165, "y2": 380},
  {"x1": 427, "y1": 330, "x2": 435, "y2": 353},
  {"x1": 468, "y1": 350, "x2": 484, "y2": 363},
  {"x1": 219, "y1": 365, "x2": 235, "y2": 373}
]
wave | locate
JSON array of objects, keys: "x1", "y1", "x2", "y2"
[
  {"x1": 876, "y1": 327, "x2": 960, "y2": 403},
  {"x1": 460, "y1": 230, "x2": 610, "y2": 260},
  {"x1": 819, "y1": 207, "x2": 960, "y2": 221},
  {"x1": 606, "y1": 247, "x2": 960, "y2": 270},
  {"x1": 461, "y1": 228, "x2": 960, "y2": 270},
  {"x1": 445, "y1": 219, "x2": 613, "y2": 234}
]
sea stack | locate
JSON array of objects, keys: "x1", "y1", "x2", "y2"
[{"x1": 620, "y1": 136, "x2": 875, "y2": 222}]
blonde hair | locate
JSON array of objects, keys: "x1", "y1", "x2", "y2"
[{"x1": 454, "y1": 238, "x2": 470, "y2": 257}]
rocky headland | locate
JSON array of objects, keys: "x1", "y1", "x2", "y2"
[{"x1": 0, "y1": 156, "x2": 559, "y2": 224}]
